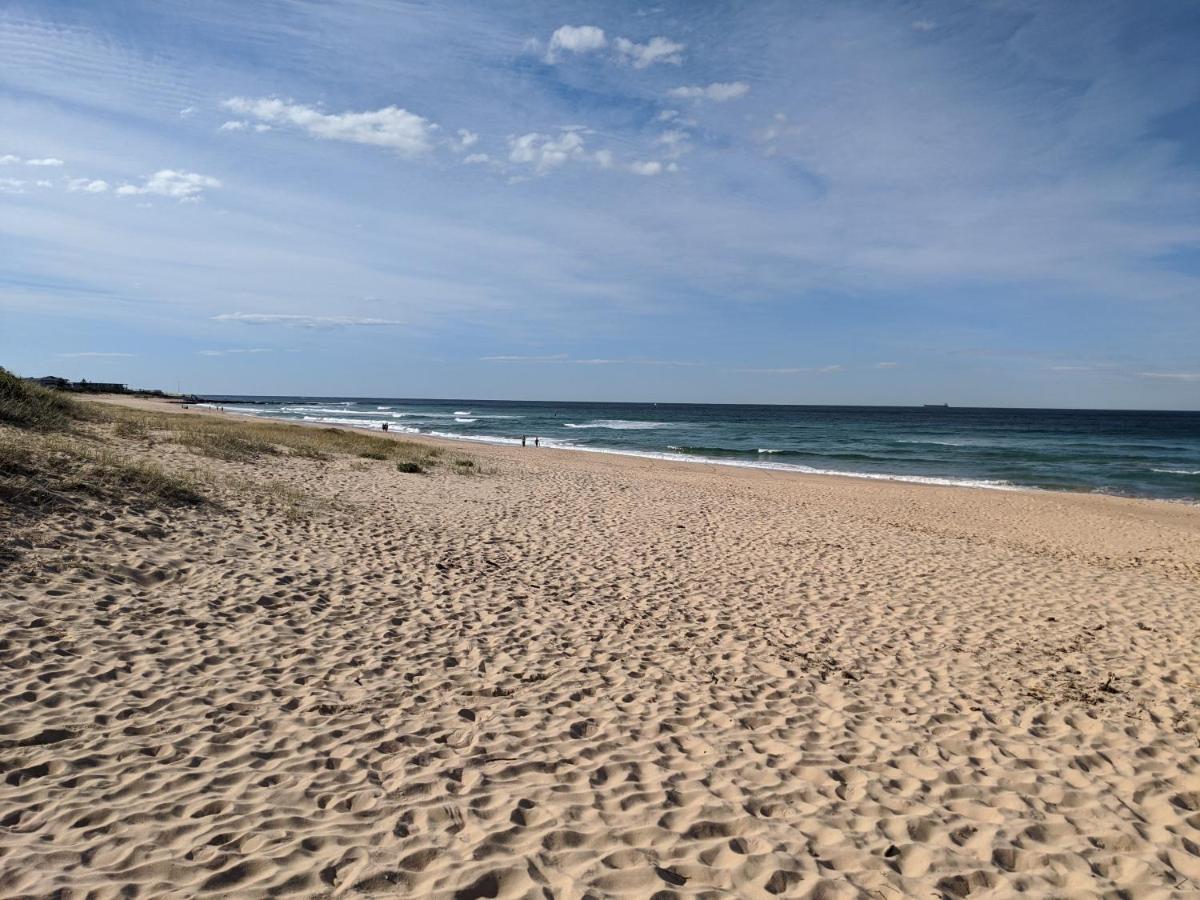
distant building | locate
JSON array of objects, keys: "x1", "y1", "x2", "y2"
[
  {"x1": 33, "y1": 376, "x2": 70, "y2": 389},
  {"x1": 71, "y1": 380, "x2": 128, "y2": 394}
]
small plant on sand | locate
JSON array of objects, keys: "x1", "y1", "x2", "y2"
[
  {"x1": 359, "y1": 450, "x2": 388, "y2": 460},
  {"x1": 113, "y1": 418, "x2": 152, "y2": 440},
  {"x1": 396, "y1": 461, "x2": 424, "y2": 474}
]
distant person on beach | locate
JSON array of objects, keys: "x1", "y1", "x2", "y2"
[
  {"x1": 534, "y1": 437, "x2": 540, "y2": 447},
  {"x1": 522, "y1": 436, "x2": 527, "y2": 447},
  {"x1": 382, "y1": 422, "x2": 388, "y2": 431}
]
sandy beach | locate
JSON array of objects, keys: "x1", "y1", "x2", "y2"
[{"x1": 3, "y1": 394, "x2": 1200, "y2": 898}]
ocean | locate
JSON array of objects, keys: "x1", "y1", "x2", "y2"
[{"x1": 197, "y1": 397, "x2": 1200, "y2": 502}]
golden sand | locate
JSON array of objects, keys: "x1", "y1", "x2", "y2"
[{"x1": 3, "y1": 396, "x2": 1199, "y2": 897}]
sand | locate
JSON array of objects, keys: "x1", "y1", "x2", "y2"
[{"x1": 3, "y1": 396, "x2": 1200, "y2": 898}]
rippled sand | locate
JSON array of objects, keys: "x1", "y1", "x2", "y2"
[{"x1": 3, "y1": 397, "x2": 1200, "y2": 898}]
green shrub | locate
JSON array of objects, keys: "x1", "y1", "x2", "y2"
[{"x1": 396, "y1": 461, "x2": 424, "y2": 474}]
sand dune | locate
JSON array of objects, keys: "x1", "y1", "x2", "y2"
[{"x1": 2, "y1": 398, "x2": 1200, "y2": 897}]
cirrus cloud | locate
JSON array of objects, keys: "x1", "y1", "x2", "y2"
[{"x1": 214, "y1": 313, "x2": 403, "y2": 328}]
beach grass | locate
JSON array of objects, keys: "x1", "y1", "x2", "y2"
[
  {"x1": 96, "y1": 403, "x2": 445, "y2": 469},
  {"x1": 1, "y1": 382, "x2": 471, "y2": 568},
  {"x1": 0, "y1": 367, "x2": 89, "y2": 431}
]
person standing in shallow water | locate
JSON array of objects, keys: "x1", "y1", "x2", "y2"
[
  {"x1": 534, "y1": 437, "x2": 539, "y2": 447},
  {"x1": 522, "y1": 436, "x2": 527, "y2": 447},
  {"x1": 382, "y1": 423, "x2": 388, "y2": 431}
]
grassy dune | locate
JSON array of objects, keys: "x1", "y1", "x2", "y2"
[{"x1": 0, "y1": 368, "x2": 465, "y2": 567}]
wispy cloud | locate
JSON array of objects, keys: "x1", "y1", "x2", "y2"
[
  {"x1": 58, "y1": 351, "x2": 136, "y2": 358},
  {"x1": 214, "y1": 313, "x2": 403, "y2": 328},
  {"x1": 26, "y1": 157, "x2": 64, "y2": 167},
  {"x1": 222, "y1": 97, "x2": 435, "y2": 157},
  {"x1": 482, "y1": 353, "x2": 569, "y2": 362},
  {"x1": 667, "y1": 82, "x2": 750, "y2": 102},
  {"x1": 875, "y1": 361, "x2": 899, "y2": 368},
  {"x1": 1139, "y1": 371, "x2": 1200, "y2": 382},
  {"x1": 732, "y1": 364, "x2": 843, "y2": 374},
  {"x1": 483, "y1": 354, "x2": 699, "y2": 367},
  {"x1": 197, "y1": 348, "x2": 274, "y2": 356}
]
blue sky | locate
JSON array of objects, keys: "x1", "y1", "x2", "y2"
[{"x1": 1, "y1": 0, "x2": 1198, "y2": 408}]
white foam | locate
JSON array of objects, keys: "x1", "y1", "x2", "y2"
[
  {"x1": 757, "y1": 448, "x2": 783, "y2": 454},
  {"x1": 231, "y1": 409, "x2": 1021, "y2": 492},
  {"x1": 562, "y1": 420, "x2": 669, "y2": 430},
  {"x1": 455, "y1": 417, "x2": 477, "y2": 423},
  {"x1": 454, "y1": 410, "x2": 471, "y2": 416},
  {"x1": 301, "y1": 415, "x2": 418, "y2": 433},
  {"x1": 426, "y1": 430, "x2": 524, "y2": 446},
  {"x1": 1151, "y1": 468, "x2": 1200, "y2": 475}
]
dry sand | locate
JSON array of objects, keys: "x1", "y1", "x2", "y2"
[{"x1": 3, "y1": 396, "x2": 1200, "y2": 898}]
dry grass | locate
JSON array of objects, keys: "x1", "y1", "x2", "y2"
[
  {"x1": 0, "y1": 367, "x2": 89, "y2": 431},
  {"x1": 0, "y1": 431, "x2": 203, "y2": 514},
  {"x1": 95, "y1": 404, "x2": 445, "y2": 469},
  {"x1": 1, "y1": 392, "x2": 474, "y2": 567}
]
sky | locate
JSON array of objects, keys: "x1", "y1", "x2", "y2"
[{"x1": 1, "y1": 0, "x2": 1199, "y2": 408}]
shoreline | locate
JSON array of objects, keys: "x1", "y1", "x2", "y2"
[{"x1": 143, "y1": 394, "x2": 1197, "y2": 512}]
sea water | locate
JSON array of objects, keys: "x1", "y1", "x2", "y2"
[{"x1": 198, "y1": 398, "x2": 1200, "y2": 501}]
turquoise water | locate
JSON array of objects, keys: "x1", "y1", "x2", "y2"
[{"x1": 199, "y1": 397, "x2": 1200, "y2": 501}]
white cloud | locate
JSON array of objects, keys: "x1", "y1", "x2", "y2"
[
  {"x1": 594, "y1": 149, "x2": 614, "y2": 169},
  {"x1": 455, "y1": 129, "x2": 479, "y2": 150},
  {"x1": 213, "y1": 313, "x2": 403, "y2": 328},
  {"x1": 34, "y1": 179, "x2": 53, "y2": 188},
  {"x1": 0, "y1": 177, "x2": 26, "y2": 193},
  {"x1": 67, "y1": 177, "x2": 109, "y2": 193},
  {"x1": 58, "y1": 351, "x2": 136, "y2": 358},
  {"x1": 875, "y1": 361, "x2": 900, "y2": 368},
  {"x1": 667, "y1": 81, "x2": 750, "y2": 103},
  {"x1": 628, "y1": 160, "x2": 663, "y2": 176},
  {"x1": 509, "y1": 130, "x2": 587, "y2": 173},
  {"x1": 197, "y1": 348, "x2": 273, "y2": 356},
  {"x1": 222, "y1": 97, "x2": 435, "y2": 157},
  {"x1": 117, "y1": 170, "x2": 220, "y2": 201},
  {"x1": 0, "y1": 154, "x2": 19, "y2": 164},
  {"x1": 26, "y1": 157, "x2": 64, "y2": 167},
  {"x1": 463, "y1": 153, "x2": 490, "y2": 164},
  {"x1": 1139, "y1": 371, "x2": 1200, "y2": 382},
  {"x1": 179, "y1": 106, "x2": 196, "y2": 118},
  {"x1": 545, "y1": 25, "x2": 607, "y2": 63},
  {"x1": 655, "y1": 129, "x2": 691, "y2": 158},
  {"x1": 613, "y1": 36, "x2": 684, "y2": 68},
  {"x1": 219, "y1": 120, "x2": 247, "y2": 131}
]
